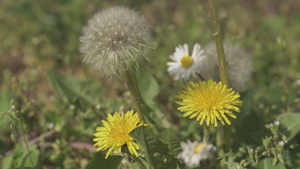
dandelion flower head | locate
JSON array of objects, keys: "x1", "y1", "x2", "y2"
[
  {"x1": 177, "y1": 140, "x2": 217, "y2": 167},
  {"x1": 79, "y1": 6, "x2": 152, "y2": 78},
  {"x1": 93, "y1": 110, "x2": 143, "y2": 158},
  {"x1": 167, "y1": 43, "x2": 206, "y2": 81},
  {"x1": 176, "y1": 80, "x2": 243, "y2": 127}
]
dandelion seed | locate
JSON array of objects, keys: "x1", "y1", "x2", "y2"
[
  {"x1": 167, "y1": 43, "x2": 206, "y2": 81},
  {"x1": 176, "y1": 80, "x2": 243, "y2": 127},
  {"x1": 93, "y1": 110, "x2": 143, "y2": 158},
  {"x1": 79, "y1": 6, "x2": 152, "y2": 78}
]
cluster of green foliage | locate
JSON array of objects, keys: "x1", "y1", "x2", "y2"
[{"x1": 1, "y1": 0, "x2": 300, "y2": 169}]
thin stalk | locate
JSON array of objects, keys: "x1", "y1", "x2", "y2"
[
  {"x1": 203, "y1": 124, "x2": 209, "y2": 143},
  {"x1": 196, "y1": 72, "x2": 205, "y2": 81},
  {"x1": 216, "y1": 125, "x2": 224, "y2": 169},
  {"x1": 125, "y1": 70, "x2": 145, "y2": 123},
  {"x1": 207, "y1": 0, "x2": 232, "y2": 156},
  {"x1": 18, "y1": 121, "x2": 34, "y2": 167},
  {"x1": 207, "y1": 0, "x2": 229, "y2": 85}
]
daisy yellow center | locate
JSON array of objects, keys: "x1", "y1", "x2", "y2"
[
  {"x1": 193, "y1": 142, "x2": 203, "y2": 154},
  {"x1": 180, "y1": 55, "x2": 194, "y2": 68}
]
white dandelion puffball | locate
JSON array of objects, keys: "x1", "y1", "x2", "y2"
[
  {"x1": 167, "y1": 43, "x2": 206, "y2": 81},
  {"x1": 201, "y1": 42, "x2": 253, "y2": 91},
  {"x1": 177, "y1": 140, "x2": 217, "y2": 168},
  {"x1": 79, "y1": 6, "x2": 152, "y2": 78}
]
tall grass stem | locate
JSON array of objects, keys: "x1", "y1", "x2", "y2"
[{"x1": 207, "y1": 0, "x2": 231, "y2": 165}]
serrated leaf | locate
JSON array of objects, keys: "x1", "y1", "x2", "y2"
[
  {"x1": 85, "y1": 151, "x2": 123, "y2": 169},
  {"x1": 130, "y1": 126, "x2": 169, "y2": 169},
  {"x1": 47, "y1": 70, "x2": 104, "y2": 110},
  {"x1": 276, "y1": 113, "x2": 300, "y2": 141},
  {"x1": 159, "y1": 129, "x2": 181, "y2": 157},
  {"x1": 251, "y1": 158, "x2": 286, "y2": 169}
]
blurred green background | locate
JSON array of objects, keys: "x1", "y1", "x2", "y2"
[{"x1": 1, "y1": 0, "x2": 300, "y2": 168}]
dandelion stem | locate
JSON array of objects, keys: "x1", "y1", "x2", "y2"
[
  {"x1": 216, "y1": 125, "x2": 224, "y2": 168},
  {"x1": 125, "y1": 70, "x2": 145, "y2": 123},
  {"x1": 207, "y1": 0, "x2": 231, "y2": 165},
  {"x1": 207, "y1": 0, "x2": 229, "y2": 86},
  {"x1": 203, "y1": 124, "x2": 209, "y2": 143}
]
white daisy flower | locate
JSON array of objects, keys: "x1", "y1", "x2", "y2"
[
  {"x1": 167, "y1": 43, "x2": 206, "y2": 81},
  {"x1": 177, "y1": 139, "x2": 217, "y2": 168}
]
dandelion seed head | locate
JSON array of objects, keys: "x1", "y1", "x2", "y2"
[
  {"x1": 79, "y1": 6, "x2": 152, "y2": 78},
  {"x1": 201, "y1": 42, "x2": 253, "y2": 91}
]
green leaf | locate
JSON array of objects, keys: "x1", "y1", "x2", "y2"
[
  {"x1": 134, "y1": 68, "x2": 159, "y2": 110},
  {"x1": 235, "y1": 108, "x2": 265, "y2": 144},
  {"x1": 13, "y1": 144, "x2": 39, "y2": 168},
  {"x1": 276, "y1": 113, "x2": 300, "y2": 141},
  {"x1": 251, "y1": 158, "x2": 286, "y2": 169},
  {"x1": 2, "y1": 153, "x2": 13, "y2": 169},
  {"x1": 130, "y1": 126, "x2": 169, "y2": 169},
  {"x1": 159, "y1": 129, "x2": 181, "y2": 157},
  {"x1": 288, "y1": 145, "x2": 300, "y2": 168},
  {"x1": 0, "y1": 90, "x2": 11, "y2": 129},
  {"x1": 0, "y1": 90, "x2": 10, "y2": 112},
  {"x1": 85, "y1": 151, "x2": 123, "y2": 169},
  {"x1": 158, "y1": 129, "x2": 182, "y2": 169},
  {"x1": 47, "y1": 70, "x2": 104, "y2": 110}
]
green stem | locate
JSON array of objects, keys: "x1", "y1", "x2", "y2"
[
  {"x1": 207, "y1": 0, "x2": 232, "y2": 156},
  {"x1": 216, "y1": 125, "x2": 225, "y2": 169},
  {"x1": 125, "y1": 70, "x2": 145, "y2": 123},
  {"x1": 216, "y1": 126, "x2": 224, "y2": 154},
  {"x1": 203, "y1": 124, "x2": 209, "y2": 143},
  {"x1": 207, "y1": 0, "x2": 229, "y2": 85},
  {"x1": 18, "y1": 120, "x2": 34, "y2": 167}
]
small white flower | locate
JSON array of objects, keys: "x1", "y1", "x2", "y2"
[
  {"x1": 278, "y1": 141, "x2": 285, "y2": 146},
  {"x1": 167, "y1": 43, "x2": 206, "y2": 81},
  {"x1": 177, "y1": 140, "x2": 217, "y2": 168}
]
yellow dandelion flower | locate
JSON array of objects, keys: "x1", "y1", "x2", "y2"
[
  {"x1": 93, "y1": 110, "x2": 143, "y2": 158},
  {"x1": 176, "y1": 80, "x2": 243, "y2": 127}
]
